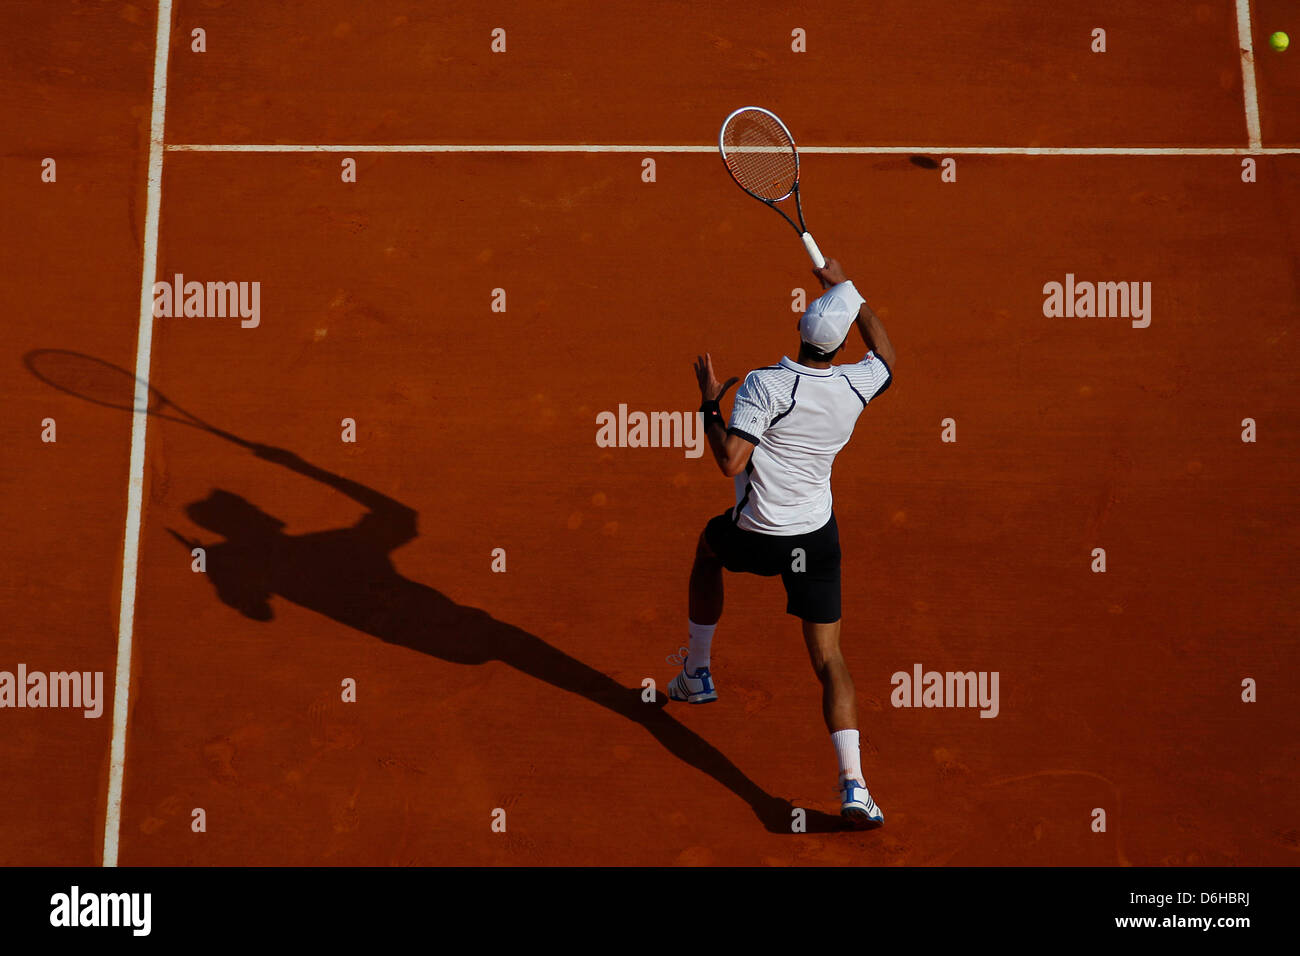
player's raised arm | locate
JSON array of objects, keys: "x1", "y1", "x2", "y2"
[
  {"x1": 854, "y1": 300, "x2": 896, "y2": 369},
  {"x1": 812, "y1": 258, "x2": 896, "y2": 369}
]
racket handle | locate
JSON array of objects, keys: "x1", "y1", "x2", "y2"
[{"x1": 801, "y1": 232, "x2": 826, "y2": 269}]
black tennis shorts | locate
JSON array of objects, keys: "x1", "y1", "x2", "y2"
[{"x1": 703, "y1": 510, "x2": 842, "y2": 624}]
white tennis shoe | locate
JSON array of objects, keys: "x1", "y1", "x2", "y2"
[
  {"x1": 839, "y1": 776, "x2": 884, "y2": 826},
  {"x1": 665, "y1": 646, "x2": 718, "y2": 704}
]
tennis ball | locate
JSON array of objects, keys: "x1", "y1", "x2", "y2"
[{"x1": 1270, "y1": 31, "x2": 1289, "y2": 52}]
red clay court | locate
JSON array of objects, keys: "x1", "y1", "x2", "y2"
[{"x1": 1, "y1": 1, "x2": 1298, "y2": 867}]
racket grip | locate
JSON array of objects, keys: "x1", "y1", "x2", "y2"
[{"x1": 801, "y1": 232, "x2": 826, "y2": 269}]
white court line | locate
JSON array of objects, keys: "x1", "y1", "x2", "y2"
[
  {"x1": 1235, "y1": 0, "x2": 1263, "y2": 149},
  {"x1": 103, "y1": 0, "x2": 172, "y2": 869},
  {"x1": 166, "y1": 144, "x2": 1300, "y2": 155}
]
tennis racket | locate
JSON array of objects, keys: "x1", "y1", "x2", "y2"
[
  {"x1": 718, "y1": 106, "x2": 825, "y2": 268},
  {"x1": 23, "y1": 348, "x2": 255, "y2": 449}
]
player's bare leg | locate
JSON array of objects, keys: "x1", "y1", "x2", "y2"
[
  {"x1": 688, "y1": 530, "x2": 723, "y2": 625},
  {"x1": 802, "y1": 618, "x2": 883, "y2": 825},
  {"x1": 801, "y1": 619, "x2": 857, "y2": 731},
  {"x1": 669, "y1": 530, "x2": 722, "y2": 703}
]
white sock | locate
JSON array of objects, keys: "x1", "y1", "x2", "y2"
[
  {"x1": 686, "y1": 620, "x2": 715, "y2": 673},
  {"x1": 831, "y1": 729, "x2": 864, "y2": 786}
]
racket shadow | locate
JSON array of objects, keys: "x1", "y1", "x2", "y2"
[
  {"x1": 22, "y1": 348, "x2": 253, "y2": 447},
  {"x1": 176, "y1": 445, "x2": 851, "y2": 837},
  {"x1": 24, "y1": 348, "x2": 168, "y2": 413}
]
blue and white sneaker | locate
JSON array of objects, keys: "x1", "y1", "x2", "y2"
[
  {"x1": 840, "y1": 777, "x2": 884, "y2": 827},
  {"x1": 665, "y1": 646, "x2": 718, "y2": 704}
]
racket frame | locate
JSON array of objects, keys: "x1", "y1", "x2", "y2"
[{"x1": 718, "y1": 106, "x2": 826, "y2": 267}]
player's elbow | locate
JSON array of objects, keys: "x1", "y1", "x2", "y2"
[{"x1": 720, "y1": 452, "x2": 751, "y2": 478}]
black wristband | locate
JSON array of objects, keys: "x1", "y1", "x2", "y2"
[{"x1": 700, "y1": 399, "x2": 724, "y2": 430}]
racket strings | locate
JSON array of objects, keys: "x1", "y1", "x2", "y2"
[{"x1": 722, "y1": 110, "x2": 798, "y2": 201}]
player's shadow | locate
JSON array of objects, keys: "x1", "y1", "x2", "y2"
[{"x1": 174, "y1": 443, "x2": 849, "y2": 835}]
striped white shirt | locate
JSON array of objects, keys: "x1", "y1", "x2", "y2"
[{"x1": 726, "y1": 354, "x2": 892, "y2": 535}]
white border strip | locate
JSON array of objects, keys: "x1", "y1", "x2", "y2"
[
  {"x1": 1235, "y1": 0, "x2": 1263, "y2": 149},
  {"x1": 103, "y1": 0, "x2": 172, "y2": 869},
  {"x1": 166, "y1": 144, "x2": 1299, "y2": 155}
]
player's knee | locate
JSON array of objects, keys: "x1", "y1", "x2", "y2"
[
  {"x1": 814, "y1": 657, "x2": 851, "y2": 690},
  {"x1": 695, "y1": 529, "x2": 719, "y2": 564},
  {"x1": 805, "y1": 638, "x2": 845, "y2": 680}
]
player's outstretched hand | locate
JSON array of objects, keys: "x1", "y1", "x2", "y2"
[
  {"x1": 812, "y1": 258, "x2": 848, "y2": 289},
  {"x1": 694, "y1": 353, "x2": 739, "y2": 403}
]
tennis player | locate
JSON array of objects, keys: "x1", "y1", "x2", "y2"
[{"x1": 668, "y1": 257, "x2": 895, "y2": 827}]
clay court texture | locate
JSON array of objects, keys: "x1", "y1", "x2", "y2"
[{"x1": 1, "y1": 0, "x2": 1297, "y2": 866}]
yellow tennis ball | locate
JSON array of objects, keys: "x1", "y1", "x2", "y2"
[{"x1": 1270, "y1": 31, "x2": 1289, "y2": 52}]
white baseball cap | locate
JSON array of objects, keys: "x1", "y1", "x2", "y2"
[{"x1": 799, "y1": 281, "x2": 865, "y2": 352}]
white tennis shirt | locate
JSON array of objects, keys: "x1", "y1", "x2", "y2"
[{"x1": 726, "y1": 353, "x2": 892, "y2": 535}]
